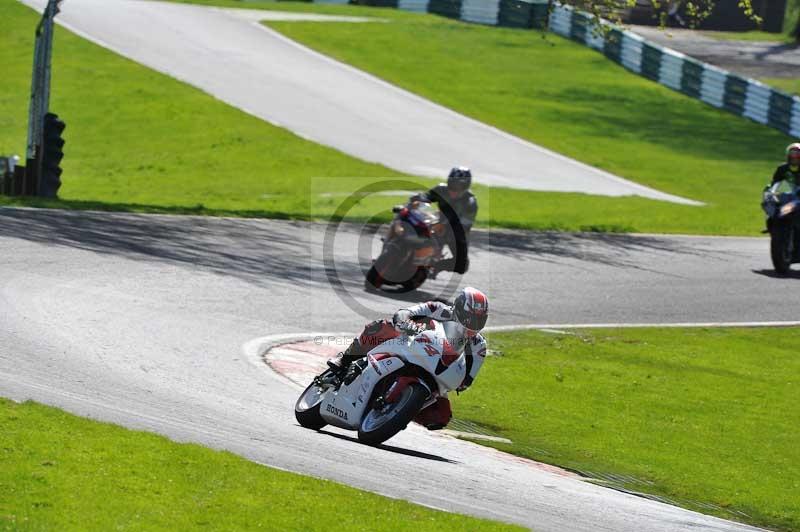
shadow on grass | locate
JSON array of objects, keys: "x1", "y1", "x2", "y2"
[{"x1": 548, "y1": 85, "x2": 790, "y2": 161}]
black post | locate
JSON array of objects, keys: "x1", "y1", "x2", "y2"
[
  {"x1": 40, "y1": 113, "x2": 66, "y2": 198},
  {"x1": 25, "y1": 0, "x2": 63, "y2": 197}
]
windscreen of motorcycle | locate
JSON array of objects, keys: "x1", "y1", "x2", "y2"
[
  {"x1": 442, "y1": 321, "x2": 468, "y2": 354},
  {"x1": 409, "y1": 325, "x2": 467, "y2": 394},
  {"x1": 774, "y1": 181, "x2": 798, "y2": 195},
  {"x1": 409, "y1": 202, "x2": 439, "y2": 226}
]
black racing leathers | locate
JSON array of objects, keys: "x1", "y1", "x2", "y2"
[
  {"x1": 418, "y1": 184, "x2": 478, "y2": 274},
  {"x1": 770, "y1": 164, "x2": 800, "y2": 187}
]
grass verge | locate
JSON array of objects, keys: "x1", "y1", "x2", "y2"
[
  {"x1": 761, "y1": 77, "x2": 800, "y2": 96},
  {"x1": 262, "y1": 5, "x2": 795, "y2": 234},
  {"x1": 0, "y1": 0, "x2": 787, "y2": 234},
  {"x1": 0, "y1": 397, "x2": 518, "y2": 531},
  {"x1": 450, "y1": 327, "x2": 800, "y2": 531}
]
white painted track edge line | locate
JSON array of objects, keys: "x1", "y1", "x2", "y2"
[
  {"x1": 240, "y1": 333, "x2": 521, "y2": 520},
  {"x1": 242, "y1": 332, "x2": 350, "y2": 391},
  {"x1": 23, "y1": 0, "x2": 701, "y2": 205},
  {"x1": 241, "y1": 331, "x2": 771, "y2": 530}
]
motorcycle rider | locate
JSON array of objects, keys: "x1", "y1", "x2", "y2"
[
  {"x1": 327, "y1": 287, "x2": 490, "y2": 429},
  {"x1": 413, "y1": 167, "x2": 478, "y2": 275},
  {"x1": 763, "y1": 143, "x2": 800, "y2": 228},
  {"x1": 767, "y1": 143, "x2": 800, "y2": 189}
]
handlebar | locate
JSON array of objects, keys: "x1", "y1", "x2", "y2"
[{"x1": 396, "y1": 320, "x2": 426, "y2": 336}]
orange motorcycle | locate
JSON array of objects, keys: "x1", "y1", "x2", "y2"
[{"x1": 365, "y1": 199, "x2": 447, "y2": 291}]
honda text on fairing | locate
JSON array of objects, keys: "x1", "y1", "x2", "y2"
[
  {"x1": 294, "y1": 320, "x2": 485, "y2": 445},
  {"x1": 365, "y1": 199, "x2": 447, "y2": 291}
]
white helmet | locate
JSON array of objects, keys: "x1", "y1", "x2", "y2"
[{"x1": 787, "y1": 143, "x2": 800, "y2": 167}]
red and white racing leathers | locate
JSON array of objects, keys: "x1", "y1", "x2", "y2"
[
  {"x1": 341, "y1": 301, "x2": 488, "y2": 430},
  {"x1": 392, "y1": 301, "x2": 487, "y2": 390}
]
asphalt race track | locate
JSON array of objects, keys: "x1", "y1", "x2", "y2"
[
  {"x1": 0, "y1": 207, "x2": 781, "y2": 531},
  {"x1": 2, "y1": 0, "x2": 784, "y2": 529},
  {"x1": 19, "y1": 0, "x2": 700, "y2": 204}
]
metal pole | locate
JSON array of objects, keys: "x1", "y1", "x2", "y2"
[
  {"x1": 25, "y1": 25, "x2": 42, "y2": 163},
  {"x1": 24, "y1": 19, "x2": 44, "y2": 195},
  {"x1": 24, "y1": 0, "x2": 62, "y2": 196},
  {"x1": 42, "y1": 1, "x2": 59, "y2": 114}
]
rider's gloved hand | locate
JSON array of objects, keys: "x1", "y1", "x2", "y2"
[
  {"x1": 396, "y1": 320, "x2": 422, "y2": 335},
  {"x1": 392, "y1": 309, "x2": 412, "y2": 327}
]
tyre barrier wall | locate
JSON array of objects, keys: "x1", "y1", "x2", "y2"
[
  {"x1": 542, "y1": 3, "x2": 800, "y2": 137},
  {"x1": 314, "y1": 0, "x2": 800, "y2": 137},
  {"x1": 348, "y1": 0, "x2": 550, "y2": 28}
]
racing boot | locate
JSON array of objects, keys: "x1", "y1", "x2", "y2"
[
  {"x1": 326, "y1": 340, "x2": 362, "y2": 379},
  {"x1": 342, "y1": 358, "x2": 368, "y2": 386}
]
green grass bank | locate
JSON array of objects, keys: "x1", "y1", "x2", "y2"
[
  {"x1": 452, "y1": 327, "x2": 800, "y2": 531},
  {"x1": 264, "y1": 4, "x2": 794, "y2": 235},
  {"x1": 0, "y1": 1, "x2": 793, "y2": 234},
  {"x1": 0, "y1": 398, "x2": 518, "y2": 531},
  {"x1": 761, "y1": 78, "x2": 800, "y2": 97}
]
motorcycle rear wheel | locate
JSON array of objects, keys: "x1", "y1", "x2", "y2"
[
  {"x1": 358, "y1": 382, "x2": 428, "y2": 446},
  {"x1": 771, "y1": 224, "x2": 793, "y2": 275},
  {"x1": 295, "y1": 376, "x2": 329, "y2": 430}
]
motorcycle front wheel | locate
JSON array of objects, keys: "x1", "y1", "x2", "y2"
[
  {"x1": 294, "y1": 374, "x2": 330, "y2": 430},
  {"x1": 357, "y1": 381, "x2": 428, "y2": 446},
  {"x1": 771, "y1": 223, "x2": 793, "y2": 274},
  {"x1": 365, "y1": 242, "x2": 406, "y2": 290}
]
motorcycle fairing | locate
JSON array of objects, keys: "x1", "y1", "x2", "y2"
[
  {"x1": 319, "y1": 354, "x2": 407, "y2": 430},
  {"x1": 368, "y1": 324, "x2": 468, "y2": 396},
  {"x1": 778, "y1": 199, "x2": 800, "y2": 219}
]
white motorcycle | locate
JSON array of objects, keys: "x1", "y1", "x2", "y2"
[{"x1": 294, "y1": 322, "x2": 467, "y2": 445}]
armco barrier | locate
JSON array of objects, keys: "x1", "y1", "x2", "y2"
[
  {"x1": 330, "y1": 0, "x2": 799, "y2": 138},
  {"x1": 353, "y1": 0, "x2": 549, "y2": 30},
  {"x1": 496, "y1": 0, "x2": 548, "y2": 28},
  {"x1": 620, "y1": 31, "x2": 643, "y2": 74},
  {"x1": 428, "y1": 0, "x2": 462, "y2": 19},
  {"x1": 544, "y1": 3, "x2": 799, "y2": 138},
  {"x1": 461, "y1": 0, "x2": 500, "y2": 24},
  {"x1": 397, "y1": 0, "x2": 429, "y2": 11},
  {"x1": 658, "y1": 51, "x2": 683, "y2": 91}
]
